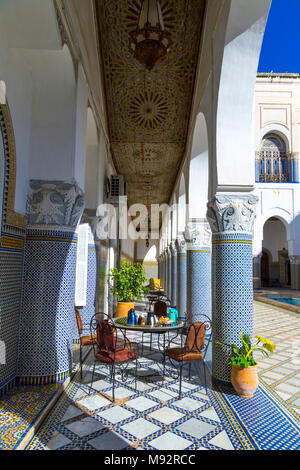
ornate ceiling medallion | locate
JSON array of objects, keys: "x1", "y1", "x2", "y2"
[
  {"x1": 129, "y1": 91, "x2": 168, "y2": 128},
  {"x1": 96, "y1": 0, "x2": 205, "y2": 206},
  {"x1": 128, "y1": 0, "x2": 173, "y2": 70}
]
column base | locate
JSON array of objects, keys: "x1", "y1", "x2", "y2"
[
  {"x1": 17, "y1": 372, "x2": 69, "y2": 386},
  {"x1": 212, "y1": 376, "x2": 234, "y2": 389}
]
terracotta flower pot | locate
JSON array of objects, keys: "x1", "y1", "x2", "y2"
[
  {"x1": 231, "y1": 364, "x2": 259, "y2": 398},
  {"x1": 115, "y1": 301, "x2": 134, "y2": 318}
]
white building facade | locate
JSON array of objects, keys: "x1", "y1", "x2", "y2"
[{"x1": 253, "y1": 73, "x2": 300, "y2": 290}]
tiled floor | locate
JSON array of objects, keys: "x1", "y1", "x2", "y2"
[
  {"x1": 254, "y1": 301, "x2": 300, "y2": 419},
  {"x1": 0, "y1": 300, "x2": 300, "y2": 450}
]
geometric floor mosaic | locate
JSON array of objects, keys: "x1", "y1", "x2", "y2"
[
  {"x1": 25, "y1": 355, "x2": 239, "y2": 451},
  {"x1": 0, "y1": 347, "x2": 86, "y2": 450},
  {"x1": 254, "y1": 301, "x2": 300, "y2": 421},
  {"x1": 1, "y1": 300, "x2": 300, "y2": 450},
  {"x1": 0, "y1": 382, "x2": 62, "y2": 450}
]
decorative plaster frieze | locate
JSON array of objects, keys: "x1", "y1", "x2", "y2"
[
  {"x1": 175, "y1": 234, "x2": 186, "y2": 253},
  {"x1": 289, "y1": 256, "x2": 300, "y2": 265},
  {"x1": 184, "y1": 221, "x2": 211, "y2": 249},
  {"x1": 26, "y1": 180, "x2": 85, "y2": 228},
  {"x1": 207, "y1": 194, "x2": 258, "y2": 234}
]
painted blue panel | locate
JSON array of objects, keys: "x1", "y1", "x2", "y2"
[
  {"x1": 187, "y1": 249, "x2": 211, "y2": 324},
  {"x1": 18, "y1": 229, "x2": 77, "y2": 381},
  {"x1": 171, "y1": 255, "x2": 177, "y2": 307},
  {"x1": 177, "y1": 254, "x2": 187, "y2": 319},
  {"x1": 212, "y1": 233, "x2": 253, "y2": 383}
]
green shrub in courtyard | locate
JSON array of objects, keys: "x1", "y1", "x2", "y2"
[{"x1": 108, "y1": 260, "x2": 148, "y2": 302}]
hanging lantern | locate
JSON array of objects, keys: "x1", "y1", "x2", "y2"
[{"x1": 129, "y1": 0, "x2": 172, "y2": 71}]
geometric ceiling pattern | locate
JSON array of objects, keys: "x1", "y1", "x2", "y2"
[{"x1": 96, "y1": 0, "x2": 206, "y2": 207}]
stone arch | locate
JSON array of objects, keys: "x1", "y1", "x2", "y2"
[
  {"x1": 171, "y1": 193, "x2": 177, "y2": 240},
  {"x1": 214, "y1": 0, "x2": 271, "y2": 193},
  {"x1": 0, "y1": 100, "x2": 24, "y2": 229},
  {"x1": 85, "y1": 106, "x2": 99, "y2": 210},
  {"x1": 188, "y1": 112, "x2": 209, "y2": 220},
  {"x1": 178, "y1": 173, "x2": 186, "y2": 233},
  {"x1": 259, "y1": 124, "x2": 290, "y2": 152},
  {"x1": 260, "y1": 209, "x2": 292, "y2": 241}
]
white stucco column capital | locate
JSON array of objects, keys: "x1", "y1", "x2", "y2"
[
  {"x1": 207, "y1": 194, "x2": 258, "y2": 234},
  {"x1": 169, "y1": 240, "x2": 177, "y2": 256},
  {"x1": 26, "y1": 179, "x2": 85, "y2": 228},
  {"x1": 175, "y1": 233, "x2": 187, "y2": 254},
  {"x1": 184, "y1": 220, "x2": 211, "y2": 250}
]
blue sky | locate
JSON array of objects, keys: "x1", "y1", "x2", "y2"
[{"x1": 258, "y1": 0, "x2": 300, "y2": 73}]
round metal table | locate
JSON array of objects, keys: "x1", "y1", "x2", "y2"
[
  {"x1": 114, "y1": 316, "x2": 185, "y2": 382},
  {"x1": 114, "y1": 316, "x2": 184, "y2": 335}
]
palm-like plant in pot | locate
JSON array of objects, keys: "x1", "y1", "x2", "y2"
[
  {"x1": 216, "y1": 333, "x2": 276, "y2": 398},
  {"x1": 109, "y1": 260, "x2": 148, "y2": 318}
]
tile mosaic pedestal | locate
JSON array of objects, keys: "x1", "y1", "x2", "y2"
[
  {"x1": 170, "y1": 242, "x2": 177, "y2": 307},
  {"x1": 18, "y1": 227, "x2": 78, "y2": 384},
  {"x1": 207, "y1": 194, "x2": 258, "y2": 384},
  {"x1": 185, "y1": 222, "x2": 211, "y2": 325},
  {"x1": 176, "y1": 235, "x2": 187, "y2": 320}
]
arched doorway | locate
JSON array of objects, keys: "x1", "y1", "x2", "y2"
[{"x1": 261, "y1": 217, "x2": 289, "y2": 286}]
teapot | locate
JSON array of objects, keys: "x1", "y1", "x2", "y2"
[
  {"x1": 169, "y1": 307, "x2": 179, "y2": 323},
  {"x1": 147, "y1": 311, "x2": 155, "y2": 327}
]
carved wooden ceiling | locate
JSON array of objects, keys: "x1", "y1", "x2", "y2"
[{"x1": 96, "y1": 0, "x2": 205, "y2": 207}]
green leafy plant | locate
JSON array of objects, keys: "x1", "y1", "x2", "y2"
[
  {"x1": 216, "y1": 333, "x2": 276, "y2": 369},
  {"x1": 108, "y1": 259, "x2": 148, "y2": 302}
]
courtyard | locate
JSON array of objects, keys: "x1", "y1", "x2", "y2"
[{"x1": 0, "y1": 300, "x2": 299, "y2": 451}]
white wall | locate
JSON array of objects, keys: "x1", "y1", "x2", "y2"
[{"x1": 189, "y1": 113, "x2": 209, "y2": 219}]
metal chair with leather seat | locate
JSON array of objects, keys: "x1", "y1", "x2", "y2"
[
  {"x1": 90, "y1": 312, "x2": 138, "y2": 402},
  {"x1": 164, "y1": 315, "x2": 212, "y2": 398}
]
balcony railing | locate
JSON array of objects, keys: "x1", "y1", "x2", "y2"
[{"x1": 255, "y1": 151, "x2": 296, "y2": 183}]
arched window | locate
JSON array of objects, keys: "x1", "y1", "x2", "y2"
[{"x1": 257, "y1": 134, "x2": 290, "y2": 182}]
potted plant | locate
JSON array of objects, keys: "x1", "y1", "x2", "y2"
[
  {"x1": 216, "y1": 333, "x2": 276, "y2": 398},
  {"x1": 109, "y1": 259, "x2": 148, "y2": 318}
]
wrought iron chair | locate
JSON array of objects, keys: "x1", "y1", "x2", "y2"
[
  {"x1": 164, "y1": 315, "x2": 212, "y2": 398},
  {"x1": 75, "y1": 308, "x2": 97, "y2": 379},
  {"x1": 89, "y1": 313, "x2": 138, "y2": 402}
]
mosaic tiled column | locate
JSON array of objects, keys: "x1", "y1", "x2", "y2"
[
  {"x1": 175, "y1": 234, "x2": 187, "y2": 320},
  {"x1": 157, "y1": 255, "x2": 161, "y2": 280},
  {"x1": 170, "y1": 241, "x2": 177, "y2": 306},
  {"x1": 185, "y1": 221, "x2": 212, "y2": 325},
  {"x1": 167, "y1": 247, "x2": 172, "y2": 299},
  {"x1": 207, "y1": 194, "x2": 258, "y2": 385},
  {"x1": 163, "y1": 250, "x2": 167, "y2": 292},
  {"x1": 18, "y1": 180, "x2": 85, "y2": 385}
]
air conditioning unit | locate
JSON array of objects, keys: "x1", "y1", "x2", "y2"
[{"x1": 105, "y1": 175, "x2": 127, "y2": 204}]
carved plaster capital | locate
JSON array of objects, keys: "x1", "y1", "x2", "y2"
[
  {"x1": 175, "y1": 233, "x2": 186, "y2": 253},
  {"x1": 184, "y1": 221, "x2": 211, "y2": 249},
  {"x1": 26, "y1": 180, "x2": 85, "y2": 228},
  {"x1": 207, "y1": 194, "x2": 258, "y2": 234}
]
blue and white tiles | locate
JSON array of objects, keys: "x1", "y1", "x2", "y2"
[
  {"x1": 176, "y1": 235, "x2": 187, "y2": 320},
  {"x1": 185, "y1": 222, "x2": 212, "y2": 324},
  {"x1": 18, "y1": 228, "x2": 78, "y2": 384},
  {"x1": 207, "y1": 195, "x2": 258, "y2": 384}
]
